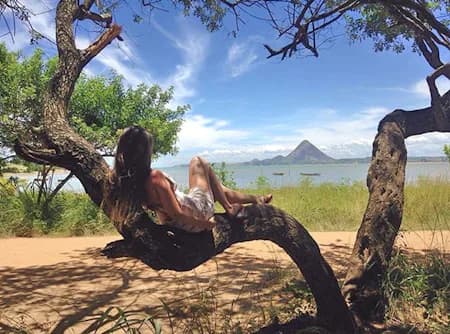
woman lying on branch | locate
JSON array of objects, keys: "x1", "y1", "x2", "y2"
[{"x1": 105, "y1": 126, "x2": 272, "y2": 232}]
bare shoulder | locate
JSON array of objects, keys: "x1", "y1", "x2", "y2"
[{"x1": 149, "y1": 169, "x2": 167, "y2": 187}]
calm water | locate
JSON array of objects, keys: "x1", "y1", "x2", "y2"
[
  {"x1": 8, "y1": 161, "x2": 450, "y2": 192},
  {"x1": 163, "y1": 162, "x2": 450, "y2": 190}
]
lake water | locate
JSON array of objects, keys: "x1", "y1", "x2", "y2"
[{"x1": 7, "y1": 161, "x2": 450, "y2": 192}]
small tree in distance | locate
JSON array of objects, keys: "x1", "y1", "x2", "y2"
[{"x1": 444, "y1": 144, "x2": 450, "y2": 162}]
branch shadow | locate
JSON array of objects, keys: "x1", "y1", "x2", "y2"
[
  {"x1": 1, "y1": 239, "x2": 445, "y2": 333},
  {"x1": 0, "y1": 241, "x2": 314, "y2": 332}
]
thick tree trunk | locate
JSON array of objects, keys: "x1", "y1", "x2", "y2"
[{"x1": 342, "y1": 89, "x2": 450, "y2": 324}]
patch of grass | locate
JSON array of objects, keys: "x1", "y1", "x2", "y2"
[
  {"x1": 242, "y1": 176, "x2": 450, "y2": 232},
  {"x1": 82, "y1": 306, "x2": 162, "y2": 333},
  {"x1": 1, "y1": 176, "x2": 449, "y2": 236},
  {"x1": 243, "y1": 178, "x2": 368, "y2": 231},
  {"x1": 0, "y1": 177, "x2": 114, "y2": 237},
  {"x1": 403, "y1": 176, "x2": 450, "y2": 231},
  {"x1": 384, "y1": 249, "x2": 449, "y2": 333}
]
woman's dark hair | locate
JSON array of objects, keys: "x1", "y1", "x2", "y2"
[{"x1": 104, "y1": 125, "x2": 153, "y2": 224}]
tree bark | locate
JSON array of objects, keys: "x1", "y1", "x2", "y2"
[
  {"x1": 102, "y1": 205, "x2": 355, "y2": 332},
  {"x1": 342, "y1": 89, "x2": 450, "y2": 324}
]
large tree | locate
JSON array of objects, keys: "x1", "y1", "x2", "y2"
[
  {"x1": 0, "y1": 45, "x2": 186, "y2": 158},
  {"x1": 2, "y1": 0, "x2": 449, "y2": 332}
]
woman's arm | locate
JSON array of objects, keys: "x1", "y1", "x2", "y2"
[{"x1": 151, "y1": 170, "x2": 214, "y2": 231}]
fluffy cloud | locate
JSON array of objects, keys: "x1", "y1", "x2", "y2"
[
  {"x1": 172, "y1": 105, "x2": 450, "y2": 164},
  {"x1": 153, "y1": 18, "x2": 210, "y2": 106},
  {"x1": 178, "y1": 114, "x2": 248, "y2": 151}
]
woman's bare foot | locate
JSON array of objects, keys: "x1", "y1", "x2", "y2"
[{"x1": 256, "y1": 194, "x2": 273, "y2": 205}]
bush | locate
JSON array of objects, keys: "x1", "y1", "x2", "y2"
[
  {"x1": 211, "y1": 162, "x2": 237, "y2": 189},
  {"x1": 251, "y1": 175, "x2": 271, "y2": 190},
  {"x1": 60, "y1": 193, "x2": 113, "y2": 236},
  {"x1": 0, "y1": 177, "x2": 113, "y2": 236}
]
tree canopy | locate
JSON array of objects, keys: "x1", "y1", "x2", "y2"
[{"x1": 0, "y1": 44, "x2": 186, "y2": 158}]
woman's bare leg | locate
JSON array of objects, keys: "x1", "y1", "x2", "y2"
[
  {"x1": 188, "y1": 156, "x2": 272, "y2": 215},
  {"x1": 188, "y1": 156, "x2": 236, "y2": 215},
  {"x1": 222, "y1": 185, "x2": 272, "y2": 205}
]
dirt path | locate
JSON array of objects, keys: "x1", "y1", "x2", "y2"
[{"x1": 1, "y1": 231, "x2": 448, "y2": 333}]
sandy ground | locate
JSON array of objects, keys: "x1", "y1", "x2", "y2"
[{"x1": 0, "y1": 231, "x2": 448, "y2": 333}]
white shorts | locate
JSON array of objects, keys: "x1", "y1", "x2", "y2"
[
  {"x1": 180, "y1": 187, "x2": 215, "y2": 221},
  {"x1": 169, "y1": 187, "x2": 215, "y2": 232}
]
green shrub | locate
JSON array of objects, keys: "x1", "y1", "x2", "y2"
[
  {"x1": 60, "y1": 193, "x2": 113, "y2": 236},
  {"x1": 211, "y1": 162, "x2": 237, "y2": 189},
  {"x1": 251, "y1": 175, "x2": 271, "y2": 190},
  {"x1": 0, "y1": 177, "x2": 113, "y2": 236}
]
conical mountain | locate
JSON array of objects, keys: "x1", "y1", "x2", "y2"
[
  {"x1": 284, "y1": 140, "x2": 334, "y2": 163},
  {"x1": 244, "y1": 140, "x2": 335, "y2": 165}
]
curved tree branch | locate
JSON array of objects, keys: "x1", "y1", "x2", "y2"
[
  {"x1": 342, "y1": 89, "x2": 450, "y2": 324},
  {"x1": 81, "y1": 24, "x2": 122, "y2": 65},
  {"x1": 416, "y1": 37, "x2": 445, "y2": 70},
  {"x1": 102, "y1": 204, "x2": 356, "y2": 332}
]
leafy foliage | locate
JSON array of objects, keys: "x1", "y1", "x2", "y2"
[
  {"x1": 0, "y1": 176, "x2": 114, "y2": 236},
  {"x1": 0, "y1": 44, "x2": 54, "y2": 147},
  {"x1": 251, "y1": 175, "x2": 271, "y2": 190},
  {"x1": 0, "y1": 44, "x2": 187, "y2": 157},
  {"x1": 383, "y1": 249, "x2": 449, "y2": 332},
  {"x1": 175, "y1": 0, "x2": 227, "y2": 32},
  {"x1": 70, "y1": 74, "x2": 187, "y2": 156},
  {"x1": 346, "y1": 1, "x2": 449, "y2": 53},
  {"x1": 345, "y1": 4, "x2": 415, "y2": 53},
  {"x1": 211, "y1": 161, "x2": 237, "y2": 189},
  {"x1": 444, "y1": 144, "x2": 450, "y2": 162}
]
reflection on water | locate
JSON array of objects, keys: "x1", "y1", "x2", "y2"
[{"x1": 6, "y1": 161, "x2": 450, "y2": 192}]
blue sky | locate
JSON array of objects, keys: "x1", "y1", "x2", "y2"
[{"x1": 3, "y1": 0, "x2": 450, "y2": 167}]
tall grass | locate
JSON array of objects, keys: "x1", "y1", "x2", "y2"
[
  {"x1": 1, "y1": 176, "x2": 449, "y2": 236},
  {"x1": 383, "y1": 249, "x2": 449, "y2": 333},
  {"x1": 243, "y1": 176, "x2": 450, "y2": 231},
  {"x1": 403, "y1": 176, "x2": 450, "y2": 231},
  {"x1": 262, "y1": 178, "x2": 369, "y2": 231},
  {"x1": 0, "y1": 177, "x2": 114, "y2": 237}
]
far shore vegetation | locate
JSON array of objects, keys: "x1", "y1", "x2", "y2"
[{"x1": 1, "y1": 171, "x2": 448, "y2": 237}]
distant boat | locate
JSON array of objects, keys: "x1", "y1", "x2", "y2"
[
  {"x1": 300, "y1": 172, "x2": 320, "y2": 176},
  {"x1": 272, "y1": 172, "x2": 285, "y2": 176}
]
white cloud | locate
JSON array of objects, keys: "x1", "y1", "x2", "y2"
[
  {"x1": 292, "y1": 107, "x2": 389, "y2": 158},
  {"x1": 227, "y1": 41, "x2": 259, "y2": 78},
  {"x1": 155, "y1": 102, "x2": 450, "y2": 167},
  {"x1": 1, "y1": 1, "x2": 152, "y2": 88},
  {"x1": 153, "y1": 18, "x2": 210, "y2": 106},
  {"x1": 177, "y1": 114, "x2": 248, "y2": 151},
  {"x1": 90, "y1": 40, "x2": 152, "y2": 87},
  {"x1": 406, "y1": 132, "x2": 450, "y2": 156},
  {"x1": 1, "y1": 0, "x2": 56, "y2": 51},
  {"x1": 411, "y1": 78, "x2": 450, "y2": 98}
]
